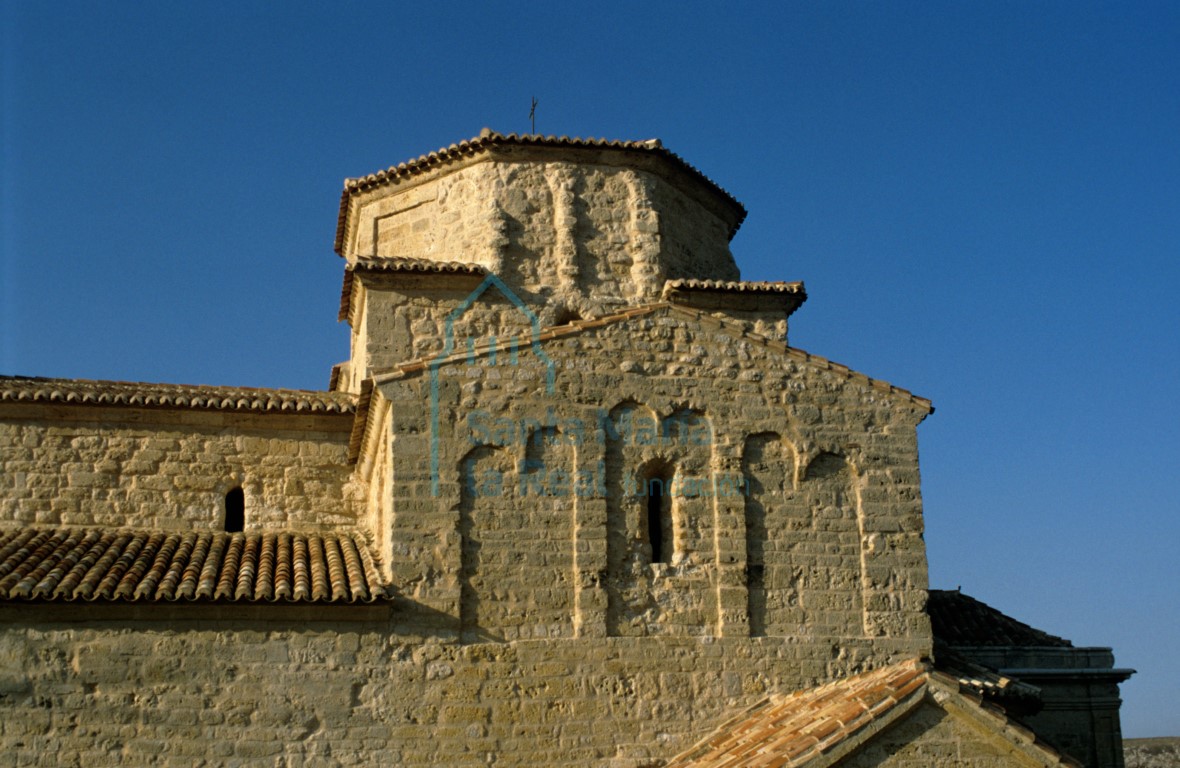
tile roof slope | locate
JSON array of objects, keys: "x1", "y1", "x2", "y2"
[
  {"x1": 334, "y1": 129, "x2": 748, "y2": 254},
  {"x1": 0, "y1": 527, "x2": 392, "y2": 604},
  {"x1": 928, "y1": 589, "x2": 1073, "y2": 647},
  {"x1": 665, "y1": 660, "x2": 928, "y2": 768},
  {"x1": 338, "y1": 257, "x2": 487, "y2": 321},
  {"x1": 934, "y1": 646, "x2": 1042, "y2": 703},
  {"x1": 665, "y1": 659, "x2": 1079, "y2": 768},
  {"x1": 0, "y1": 376, "x2": 355, "y2": 415}
]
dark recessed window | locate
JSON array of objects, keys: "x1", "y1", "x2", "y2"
[
  {"x1": 554, "y1": 307, "x2": 582, "y2": 326},
  {"x1": 646, "y1": 472, "x2": 672, "y2": 564},
  {"x1": 224, "y1": 487, "x2": 245, "y2": 533}
]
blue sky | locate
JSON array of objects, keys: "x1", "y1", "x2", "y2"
[{"x1": 3, "y1": 1, "x2": 1177, "y2": 738}]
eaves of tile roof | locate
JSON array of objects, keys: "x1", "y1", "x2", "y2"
[
  {"x1": 334, "y1": 129, "x2": 748, "y2": 255},
  {"x1": 664, "y1": 659, "x2": 1079, "y2": 768},
  {"x1": 928, "y1": 589, "x2": 1073, "y2": 648},
  {"x1": 338, "y1": 257, "x2": 488, "y2": 322},
  {"x1": 348, "y1": 378, "x2": 376, "y2": 464},
  {"x1": 934, "y1": 645, "x2": 1043, "y2": 705},
  {"x1": 662, "y1": 278, "x2": 809, "y2": 317},
  {"x1": 0, "y1": 527, "x2": 392, "y2": 604},
  {"x1": 0, "y1": 376, "x2": 356, "y2": 416},
  {"x1": 663, "y1": 278, "x2": 807, "y2": 295}
]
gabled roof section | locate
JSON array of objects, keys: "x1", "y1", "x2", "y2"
[
  {"x1": 665, "y1": 659, "x2": 1080, "y2": 767},
  {"x1": 928, "y1": 589, "x2": 1073, "y2": 648},
  {"x1": 0, "y1": 376, "x2": 355, "y2": 415},
  {"x1": 338, "y1": 257, "x2": 487, "y2": 322},
  {"x1": 351, "y1": 302, "x2": 932, "y2": 464},
  {"x1": 934, "y1": 646, "x2": 1043, "y2": 705},
  {"x1": 334, "y1": 129, "x2": 748, "y2": 254},
  {"x1": 0, "y1": 526, "x2": 391, "y2": 604},
  {"x1": 665, "y1": 660, "x2": 927, "y2": 767},
  {"x1": 367, "y1": 302, "x2": 931, "y2": 410}
]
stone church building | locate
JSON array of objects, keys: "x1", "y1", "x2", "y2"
[{"x1": 0, "y1": 131, "x2": 1132, "y2": 766}]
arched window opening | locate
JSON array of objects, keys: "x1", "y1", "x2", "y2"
[
  {"x1": 644, "y1": 469, "x2": 673, "y2": 565},
  {"x1": 224, "y1": 487, "x2": 245, "y2": 533}
]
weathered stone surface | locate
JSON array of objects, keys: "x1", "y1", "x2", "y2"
[
  {"x1": 0, "y1": 407, "x2": 359, "y2": 531},
  {"x1": 0, "y1": 624, "x2": 921, "y2": 766},
  {"x1": 1125, "y1": 738, "x2": 1180, "y2": 768}
]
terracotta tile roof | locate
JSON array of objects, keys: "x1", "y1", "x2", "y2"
[
  {"x1": 662, "y1": 278, "x2": 808, "y2": 317},
  {"x1": 335, "y1": 129, "x2": 747, "y2": 254},
  {"x1": 665, "y1": 660, "x2": 928, "y2": 767},
  {"x1": 663, "y1": 278, "x2": 807, "y2": 295},
  {"x1": 0, "y1": 376, "x2": 355, "y2": 415},
  {"x1": 351, "y1": 256, "x2": 487, "y2": 275},
  {"x1": 666, "y1": 659, "x2": 1078, "y2": 767},
  {"x1": 0, "y1": 527, "x2": 391, "y2": 604},
  {"x1": 928, "y1": 589, "x2": 1073, "y2": 648},
  {"x1": 934, "y1": 646, "x2": 1042, "y2": 703},
  {"x1": 338, "y1": 257, "x2": 487, "y2": 322}
]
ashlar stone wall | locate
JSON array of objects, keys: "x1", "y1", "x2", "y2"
[
  {"x1": 344, "y1": 273, "x2": 541, "y2": 393},
  {"x1": 0, "y1": 405, "x2": 360, "y2": 531},
  {"x1": 338, "y1": 150, "x2": 745, "y2": 392},
  {"x1": 0, "y1": 617, "x2": 924, "y2": 767},
  {"x1": 844, "y1": 700, "x2": 1063, "y2": 767},
  {"x1": 375, "y1": 306, "x2": 932, "y2": 647},
  {"x1": 342, "y1": 154, "x2": 740, "y2": 307}
]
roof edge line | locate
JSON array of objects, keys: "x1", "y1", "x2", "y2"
[{"x1": 333, "y1": 130, "x2": 748, "y2": 256}]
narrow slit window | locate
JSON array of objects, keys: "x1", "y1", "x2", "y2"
[
  {"x1": 224, "y1": 487, "x2": 245, "y2": 533},
  {"x1": 646, "y1": 472, "x2": 672, "y2": 564}
]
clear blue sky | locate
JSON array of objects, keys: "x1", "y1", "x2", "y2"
[{"x1": 3, "y1": 1, "x2": 1177, "y2": 738}]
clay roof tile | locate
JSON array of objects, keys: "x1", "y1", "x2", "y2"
[
  {"x1": 664, "y1": 660, "x2": 928, "y2": 768},
  {"x1": 0, "y1": 527, "x2": 392, "y2": 605},
  {"x1": 0, "y1": 376, "x2": 355, "y2": 416}
]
